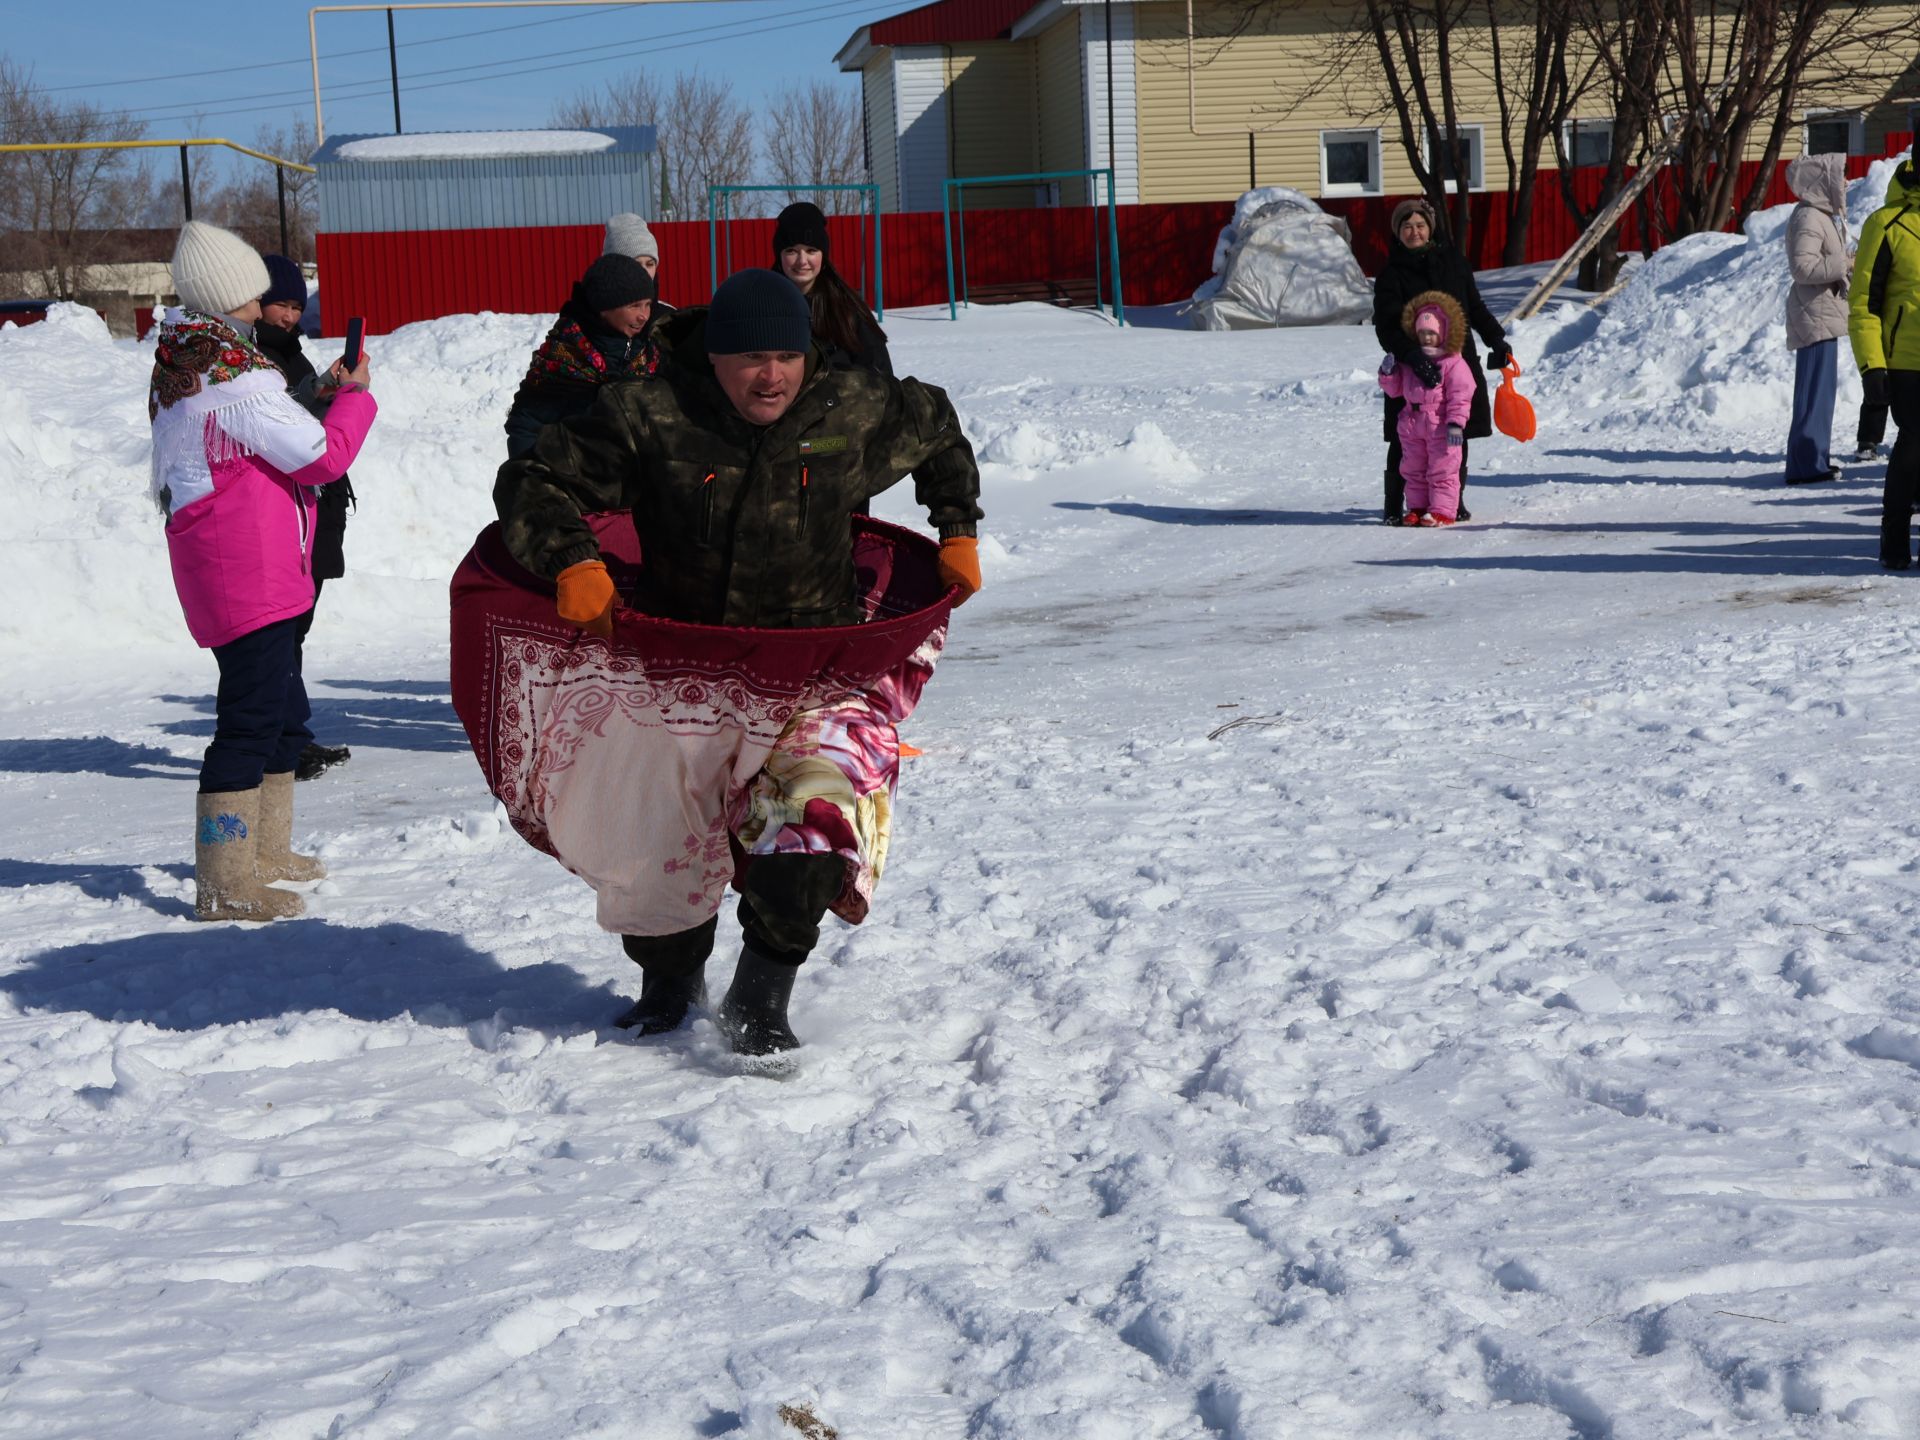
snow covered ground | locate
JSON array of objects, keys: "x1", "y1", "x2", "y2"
[{"x1": 3, "y1": 176, "x2": 1920, "y2": 1438}]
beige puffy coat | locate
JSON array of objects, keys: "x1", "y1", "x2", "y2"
[{"x1": 1784, "y1": 153, "x2": 1852, "y2": 350}]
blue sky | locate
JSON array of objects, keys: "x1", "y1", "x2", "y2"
[{"x1": 11, "y1": 0, "x2": 900, "y2": 154}]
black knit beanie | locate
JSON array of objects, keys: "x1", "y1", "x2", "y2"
[
  {"x1": 772, "y1": 201, "x2": 830, "y2": 257},
  {"x1": 706, "y1": 269, "x2": 813, "y2": 355},
  {"x1": 575, "y1": 253, "x2": 655, "y2": 313}
]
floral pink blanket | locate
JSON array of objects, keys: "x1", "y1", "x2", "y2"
[{"x1": 450, "y1": 514, "x2": 952, "y2": 936}]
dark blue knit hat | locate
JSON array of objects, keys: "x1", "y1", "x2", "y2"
[
  {"x1": 706, "y1": 269, "x2": 812, "y2": 356},
  {"x1": 261, "y1": 254, "x2": 307, "y2": 310}
]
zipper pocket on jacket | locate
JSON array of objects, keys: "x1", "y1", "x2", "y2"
[
  {"x1": 1890, "y1": 305, "x2": 1908, "y2": 357},
  {"x1": 798, "y1": 464, "x2": 810, "y2": 534},
  {"x1": 701, "y1": 471, "x2": 715, "y2": 545},
  {"x1": 296, "y1": 500, "x2": 311, "y2": 574}
]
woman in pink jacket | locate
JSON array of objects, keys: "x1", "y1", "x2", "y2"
[
  {"x1": 1377, "y1": 291, "x2": 1475, "y2": 525},
  {"x1": 149, "y1": 221, "x2": 378, "y2": 921}
]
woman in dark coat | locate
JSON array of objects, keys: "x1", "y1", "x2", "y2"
[
  {"x1": 256, "y1": 254, "x2": 354, "y2": 781},
  {"x1": 1372, "y1": 199, "x2": 1511, "y2": 524},
  {"x1": 771, "y1": 201, "x2": 892, "y2": 378},
  {"x1": 504, "y1": 253, "x2": 660, "y2": 460}
]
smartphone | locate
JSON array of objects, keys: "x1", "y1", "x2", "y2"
[{"x1": 342, "y1": 316, "x2": 365, "y2": 372}]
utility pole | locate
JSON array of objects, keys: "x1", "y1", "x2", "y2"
[
  {"x1": 388, "y1": 9, "x2": 403, "y2": 133},
  {"x1": 179, "y1": 145, "x2": 193, "y2": 221}
]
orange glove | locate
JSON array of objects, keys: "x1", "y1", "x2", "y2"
[
  {"x1": 937, "y1": 536, "x2": 981, "y2": 605},
  {"x1": 555, "y1": 559, "x2": 616, "y2": 637}
]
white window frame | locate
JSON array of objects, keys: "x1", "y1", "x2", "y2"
[
  {"x1": 1561, "y1": 117, "x2": 1614, "y2": 170},
  {"x1": 1804, "y1": 109, "x2": 1864, "y2": 156},
  {"x1": 1421, "y1": 122, "x2": 1485, "y2": 193},
  {"x1": 1319, "y1": 128, "x2": 1383, "y2": 197}
]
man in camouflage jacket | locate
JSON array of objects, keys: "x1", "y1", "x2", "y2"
[
  {"x1": 490, "y1": 269, "x2": 984, "y2": 1058},
  {"x1": 494, "y1": 281, "x2": 982, "y2": 630}
]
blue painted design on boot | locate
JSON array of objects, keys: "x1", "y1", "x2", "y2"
[{"x1": 198, "y1": 813, "x2": 248, "y2": 845}]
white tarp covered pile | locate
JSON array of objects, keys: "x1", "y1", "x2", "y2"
[{"x1": 1187, "y1": 187, "x2": 1374, "y2": 330}]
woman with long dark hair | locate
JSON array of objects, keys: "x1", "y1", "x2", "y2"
[{"x1": 771, "y1": 201, "x2": 891, "y2": 376}]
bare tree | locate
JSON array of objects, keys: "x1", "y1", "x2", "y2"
[
  {"x1": 764, "y1": 80, "x2": 865, "y2": 214},
  {"x1": 0, "y1": 57, "x2": 150, "y2": 298},
  {"x1": 1556, "y1": 0, "x2": 1676, "y2": 290},
  {"x1": 1475, "y1": 0, "x2": 1595, "y2": 265},
  {"x1": 1222, "y1": 0, "x2": 1591, "y2": 260},
  {"x1": 553, "y1": 68, "x2": 754, "y2": 220},
  {"x1": 203, "y1": 119, "x2": 321, "y2": 261}
]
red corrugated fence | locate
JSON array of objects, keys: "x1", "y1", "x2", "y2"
[{"x1": 317, "y1": 141, "x2": 1914, "y2": 336}]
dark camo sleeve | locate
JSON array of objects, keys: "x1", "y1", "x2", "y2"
[
  {"x1": 493, "y1": 384, "x2": 649, "y2": 579},
  {"x1": 861, "y1": 376, "x2": 983, "y2": 537}
]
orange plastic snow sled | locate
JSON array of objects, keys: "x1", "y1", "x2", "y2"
[{"x1": 1494, "y1": 359, "x2": 1536, "y2": 443}]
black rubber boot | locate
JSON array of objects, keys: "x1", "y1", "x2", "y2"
[
  {"x1": 616, "y1": 921, "x2": 715, "y2": 1034},
  {"x1": 613, "y1": 965, "x2": 708, "y2": 1034},
  {"x1": 716, "y1": 945, "x2": 802, "y2": 1056},
  {"x1": 295, "y1": 742, "x2": 351, "y2": 782}
]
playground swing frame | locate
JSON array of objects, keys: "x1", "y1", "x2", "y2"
[
  {"x1": 942, "y1": 168, "x2": 1125, "y2": 326},
  {"x1": 706, "y1": 183, "x2": 883, "y2": 320}
]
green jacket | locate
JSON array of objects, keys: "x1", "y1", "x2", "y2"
[
  {"x1": 1848, "y1": 162, "x2": 1920, "y2": 372},
  {"x1": 493, "y1": 308, "x2": 982, "y2": 628}
]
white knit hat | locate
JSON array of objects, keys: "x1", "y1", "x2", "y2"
[
  {"x1": 603, "y1": 212, "x2": 659, "y2": 262},
  {"x1": 170, "y1": 220, "x2": 271, "y2": 316}
]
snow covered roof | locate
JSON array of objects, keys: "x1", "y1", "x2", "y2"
[{"x1": 311, "y1": 127, "x2": 654, "y2": 166}]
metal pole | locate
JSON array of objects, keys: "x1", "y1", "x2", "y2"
[
  {"x1": 707, "y1": 184, "x2": 718, "y2": 298},
  {"x1": 957, "y1": 183, "x2": 970, "y2": 311},
  {"x1": 180, "y1": 145, "x2": 193, "y2": 222},
  {"x1": 871, "y1": 190, "x2": 884, "y2": 321},
  {"x1": 277, "y1": 167, "x2": 289, "y2": 254},
  {"x1": 1249, "y1": 133, "x2": 1255, "y2": 190},
  {"x1": 1105, "y1": 0, "x2": 1115, "y2": 191},
  {"x1": 943, "y1": 182, "x2": 958, "y2": 322},
  {"x1": 387, "y1": 9, "x2": 403, "y2": 133},
  {"x1": 1106, "y1": 168, "x2": 1125, "y2": 327}
]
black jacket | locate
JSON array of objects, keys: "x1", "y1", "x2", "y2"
[
  {"x1": 256, "y1": 321, "x2": 353, "y2": 580},
  {"x1": 823, "y1": 314, "x2": 893, "y2": 379},
  {"x1": 1372, "y1": 237, "x2": 1506, "y2": 441},
  {"x1": 504, "y1": 300, "x2": 661, "y2": 460},
  {"x1": 493, "y1": 307, "x2": 981, "y2": 629}
]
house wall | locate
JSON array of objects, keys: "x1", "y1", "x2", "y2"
[
  {"x1": 894, "y1": 45, "x2": 951, "y2": 213},
  {"x1": 946, "y1": 42, "x2": 1041, "y2": 208},
  {"x1": 1130, "y1": 0, "x2": 1920, "y2": 205},
  {"x1": 1083, "y1": 2, "x2": 1140, "y2": 202},
  {"x1": 863, "y1": 53, "x2": 901, "y2": 212},
  {"x1": 1035, "y1": 11, "x2": 1089, "y2": 204}
]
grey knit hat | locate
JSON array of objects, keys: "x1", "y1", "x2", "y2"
[
  {"x1": 603, "y1": 212, "x2": 659, "y2": 262},
  {"x1": 705, "y1": 269, "x2": 812, "y2": 356},
  {"x1": 171, "y1": 221, "x2": 271, "y2": 316}
]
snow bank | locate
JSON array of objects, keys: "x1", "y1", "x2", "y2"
[
  {"x1": 0, "y1": 302, "x2": 547, "y2": 657},
  {"x1": 334, "y1": 130, "x2": 616, "y2": 162},
  {"x1": 1512, "y1": 159, "x2": 1902, "y2": 436}
]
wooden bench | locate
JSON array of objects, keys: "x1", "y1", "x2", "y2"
[{"x1": 964, "y1": 277, "x2": 1104, "y2": 309}]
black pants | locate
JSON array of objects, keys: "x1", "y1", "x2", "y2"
[
  {"x1": 1386, "y1": 435, "x2": 1469, "y2": 518},
  {"x1": 1858, "y1": 401, "x2": 1889, "y2": 451},
  {"x1": 620, "y1": 852, "x2": 846, "y2": 975},
  {"x1": 201, "y1": 614, "x2": 314, "y2": 794},
  {"x1": 1881, "y1": 372, "x2": 1920, "y2": 565},
  {"x1": 294, "y1": 576, "x2": 325, "y2": 654}
]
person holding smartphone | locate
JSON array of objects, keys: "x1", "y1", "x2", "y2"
[
  {"x1": 257, "y1": 254, "x2": 354, "y2": 781},
  {"x1": 150, "y1": 222, "x2": 377, "y2": 921}
]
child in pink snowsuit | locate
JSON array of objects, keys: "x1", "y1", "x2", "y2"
[{"x1": 1377, "y1": 290, "x2": 1475, "y2": 525}]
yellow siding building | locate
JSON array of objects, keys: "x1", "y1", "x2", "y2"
[{"x1": 839, "y1": 0, "x2": 1920, "y2": 212}]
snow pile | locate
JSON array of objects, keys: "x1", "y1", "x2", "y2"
[
  {"x1": 0, "y1": 303, "x2": 548, "y2": 656},
  {"x1": 1188, "y1": 187, "x2": 1373, "y2": 330},
  {"x1": 333, "y1": 130, "x2": 618, "y2": 162},
  {"x1": 1513, "y1": 158, "x2": 1903, "y2": 436}
]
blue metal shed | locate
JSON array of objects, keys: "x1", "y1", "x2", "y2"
[{"x1": 313, "y1": 126, "x2": 659, "y2": 234}]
